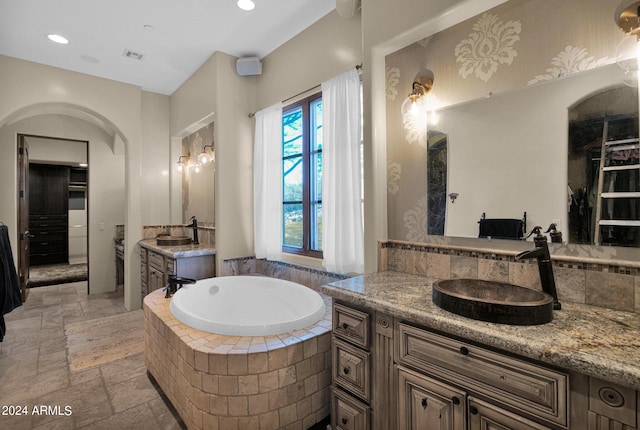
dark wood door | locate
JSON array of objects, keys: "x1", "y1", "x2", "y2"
[{"x1": 17, "y1": 135, "x2": 30, "y2": 302}]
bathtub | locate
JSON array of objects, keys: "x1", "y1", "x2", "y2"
[{"x1": 169, "y1": 275, "x2": 326, "y2": 336}]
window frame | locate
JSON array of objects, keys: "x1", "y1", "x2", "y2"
[{"x1": 282, "y1": 93, "x2": 323, "y2": 259}]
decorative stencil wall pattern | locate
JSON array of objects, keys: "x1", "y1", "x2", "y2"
[
  {"x1": 528, "y1": 46, "x2": 613, "y2": 85},
  {"x1": 454, "y1": 13, "x2": 522, "y2": 82}
]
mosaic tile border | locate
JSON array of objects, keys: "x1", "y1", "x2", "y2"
[
  {"x1": 380, "y1": 241, "x2": 640, "y2": 276},
  {"x1": 222, "y1": 256, "x2": 351, "y2": 288}
]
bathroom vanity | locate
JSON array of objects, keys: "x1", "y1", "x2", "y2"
[
  {"x1": 139, "y1": 239, "x2": 216, "y2": 298},
  {"x1": 321, "y1": 272, "x2": 640, "y2": 430}
]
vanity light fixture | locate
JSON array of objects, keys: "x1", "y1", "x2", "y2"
[
  {"x1": 616, "y1": 1, "x2": 640, "y2": 35},
  {"x1": 197, "y1": 144, "x2": 215, "y2": 166},
  {"x1": 237, "y1": 0, "x2": 255, "y2": 11},
  {"x1": 176, "y1": 155, "x2": 189, "y2": 172},
  {"x1": 407, "y1": 75, "x2": 433, "y2": 103},
  {"x1": 615, "y1": 1, "x2": 640, "y2": 86},
  {"x1": 448, "y1": 192, "x2": 459, "y2": 203},
  {"x1": 400, "y1": 70, "x2": 434, "y2": 117}
]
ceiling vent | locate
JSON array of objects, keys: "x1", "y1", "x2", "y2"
[{"x1": 122, "y1": 49, "x2": 145, "y2": 61}]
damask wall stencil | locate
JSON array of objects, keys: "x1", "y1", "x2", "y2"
[
  {"x1": 385, "y1": 0, "x2": 623, "y2": 242},
  {"x1": 386, "y1": 67, "x2": 400, "y2": 100},
  {"x1": 387, "y1": 161, "x2": 401, "y2": 195},
  {"x1": 454, "y1": 13, "x2": 521, "y2": 82},
  {"x1": 403, "y1": 196, "x2": 428, "y2": 242},
  {"x1": 528, "y1": 46, "x2": 612, "y2": 85}
]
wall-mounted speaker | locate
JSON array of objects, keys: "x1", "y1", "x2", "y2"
[{"x1": 236, "y1": 57, "x2": 262, "y2": 76}]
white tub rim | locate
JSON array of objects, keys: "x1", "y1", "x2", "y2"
[{"x1": 169, "y1": 275, "x2": 326, "y2": 336}]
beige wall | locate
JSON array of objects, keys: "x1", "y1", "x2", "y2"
[
  {"x1": 9, "y1": 115, "x2": 125, "y2": 293},
  {"x1": 0, "y1": 55, "x2": 171, "y2": 309},
  {"x1": 255, "y1": 10, "x2": 362, "y2": 110},
  {"x1": 170, "y1": 10, "x2": 362, "y2": 272},
  {"x1": 141, "y1": 92, "x2": 172, "y2": 226}
]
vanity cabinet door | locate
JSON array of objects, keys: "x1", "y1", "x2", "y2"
[
  {"x1": 148, "y1": 266, "x2": 164, "y2": 293},
  {"x1": 398, "y1": 366, "x2": 465, "y2": 430},
  {"x1": 468, "y1": 397, "x2": 553, "y2": 430}
]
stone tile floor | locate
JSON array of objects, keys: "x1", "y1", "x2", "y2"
[{"x1": 0, "y1": 282, "x2": 185, "y2": 430}]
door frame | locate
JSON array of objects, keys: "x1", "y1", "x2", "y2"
[{"x1": 17, "y1": 134, "x2": 90, "y2": 294}]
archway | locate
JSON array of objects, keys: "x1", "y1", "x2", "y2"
[{"x1": 0, "y1": 102, "x2": 141, "y2": 310}]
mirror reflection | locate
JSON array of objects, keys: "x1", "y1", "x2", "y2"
[
  {"x1": 385, "y1": 0, "x2": 639, "y2": 248},
  {"x1": 181, "y1": 122, "x2": 215, "y2": 225}
]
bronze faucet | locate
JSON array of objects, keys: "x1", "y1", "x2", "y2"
[{"x1": 515, "y1": 226, "x2": 561, "y2": 310}]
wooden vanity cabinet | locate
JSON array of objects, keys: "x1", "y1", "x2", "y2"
[
  {"x1": 140, "y1": 247, "x2": 215, "y2": 299},
  {"x1": 331, "y1": 303, "x2": 372, "y2": 430},
  {"x1": 331, "y1": 301, "x2": 639, "y2": 430}
]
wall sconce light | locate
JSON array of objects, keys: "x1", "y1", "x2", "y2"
[
  {"x1": 448, "y1": 192, "x2": 459, "y2": 203},
  {"x1": 401, "y1": 70, "x2": 435, "y2": 145},
  {"x1": 197, "y1": 144, "x2": 215, "y2": 166},
  {"x1": 616, "y1": 1, "x2": 640, "y2": 35},
  {"x1": 408, "y1": 75, "x2": 434, "y2": 103},
  {"x1": 176, "y1": 155, "x2": 189, "y2": 172},
  {"x1": 615, "y1": 1, "x2": 640, "y2": 86},
  {"x1": 401, "y1": 74, "x2": 434, "y2": 115}
]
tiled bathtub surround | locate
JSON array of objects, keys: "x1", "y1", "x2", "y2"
[
  {"x1": 221, "y1": 257, "x2": 350, "y2": 290},
  {"x1": 144, "y1": 290, "x2": 332, "y2": 430},
  {"x1": 142, "y1": 223, "x2": 216, "y2": 246},
  {"x1": 379, "y1": 240, "x2": 640, "y2": 313}
]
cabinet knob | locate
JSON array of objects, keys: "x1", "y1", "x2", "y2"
[
  {"x1": 421, "y1": 397, "x2": 428, "y2": 408},
  {"x1": 343, "y1": 367, "x2": 350, "y2": 375},
  {"x1": 459, "y1": 346, "x2": 469, "y2": 355},
  {"x1": 341, "y1": 322, "x2": 349, "y2": 330},
  {"x1": 469, "y1": 405, "x2": 479, "y2": 415},
  {"x1": 341, "y1": 417, "x2": 348, "y2": 425},
  {"x1": 452, "y1": 396, "x2": 460, "y2": 405}
]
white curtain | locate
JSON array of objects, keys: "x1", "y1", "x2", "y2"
[
  {"x1": 253, "y1": 102, "x2": 283, "y2": 261},
  {"x1": 322, "y1": 69, "x2": 364, "y2": 273}
]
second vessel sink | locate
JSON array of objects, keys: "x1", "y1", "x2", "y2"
[
  {"x1": 432, "y1": 278, "x2": 553, "y2": 325},
  {"x1": 156, "y1": 236, "x2": 192, "y2": 246}
]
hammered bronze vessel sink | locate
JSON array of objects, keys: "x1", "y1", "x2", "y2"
[
  {"x1": 432, "y1": 278, "x2": 553, "y2": 325},
  {"x1": 156, "y1": 236, "x2": 192, "y2": 246}
]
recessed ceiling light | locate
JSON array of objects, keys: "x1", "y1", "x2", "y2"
[
  {"x1": 237, "y1": 0, "x2": 255, "y2": 11},
  {"x1": 47, "y1": 34, "x2": 69, "y2": 44}
]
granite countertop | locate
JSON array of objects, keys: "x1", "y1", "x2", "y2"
[
  {"x1": 139, "y1": 238, "x2": 216, "y2": 258},
  {"x1": 319, "y1": 271, "x2": 640, "y2": 391}
]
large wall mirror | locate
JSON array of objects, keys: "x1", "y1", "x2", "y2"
[
  {"x1": 181, "y1": 122, "x2": 215, "y2": 225},
  {"x1": 385, "y1": 0, "x2": 640, "y2": 251}
]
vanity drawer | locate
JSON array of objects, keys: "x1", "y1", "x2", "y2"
[
  {"x1": 165, "y1": 258, "x2": 175, "y2": 275},
  {"x1": 331, "y1": 387, "x2": 370, "y2": 430},
  {"x1": 333, "y1": 337, "x2": 371, "y2": 402},
  {"x1": 397, "y1": 322, "x2": 568, "y2": 427},
  {"x1": 148, "y1": 251, "x2": 164, "y2": 271},
  {"x1": 333, "y1": 303, "x2": 370, "y2": 348}
]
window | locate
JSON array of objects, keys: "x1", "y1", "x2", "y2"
[{"x1": 282, "y1": 94, "x2": 323, "y2": 257}]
